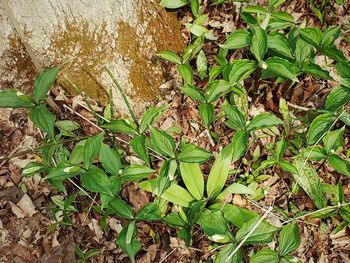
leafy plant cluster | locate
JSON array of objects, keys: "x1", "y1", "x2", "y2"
[{"x1": 1, "y1": 0, "x2": 350, "y2": 262}]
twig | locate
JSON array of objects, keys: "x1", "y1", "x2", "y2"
[{"x1": 159, "y1": 248, "x2": 177, "y2": 263}]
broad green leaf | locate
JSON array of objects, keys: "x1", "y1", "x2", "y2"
[
  {"x1": 230, "y1": 130, "x2": 248, "y2": 162},
  {"x1": 336, "y1": 61, "x2": 350, "y2": 79},
  {"x1": 250, "y1": 26, "x2": 268, "y2": 62},
  {"x1": 306, "y1": 113, "x2": 335, "y2": 145},
  {"x1": 163, "y1": 212, "x2": 186, "y2": 227},
  {"x1": 268, "y1": 32, "x2": 294, "y2": 59},
  {"x1": 243, "y1": 5, "x2": 268, "y2": 14},
  {"x1": 269, "y1": 14, "x2": 294, "y2": 31},
  {"x1": 197, "y1": 50, "x2": 208, "y2": 80},
  {"x1": 160, "y1": 0, "x2": 189, "y2": 9},
  {"x1": 323, "y1": 127, "x2": 344, "y2": 153},
  {"x1": 180, "y1": 84, "x2": 205, "y2": 102},
  {"x1": 161, "y1": 183, "x2": 195, "y2": 207},
  {"x1": 236, "y1": 215, "x2": 279, "y2": 245},
  {"x1": 179, "y1": 162, "x2": 204, "y2": 200},
  {"x1": 102, "y1": 119, "x2": 138, "y2": 136},
  {"x1": 155, "y1": 50, "x2": 182, "y2": 64},
  {"x1": 29, "y1": 104, "x2": 56, "y2": 139},
  {"x1": 22, "y1": 162, "x2": 44, "y2": 178},
  {"x1": 216, "y1": 183, "x2": 255, "y2": 201},
  {"x1": 0, "y1": 89, "x2": 34, "y2": 108},
  {"x1": 275, "y1": 137, "x2": 287, "y2": 161},
  {"x1": 81, "y1": 166, "x2": 112, "y2": 196},
  {"x1": 294, "y1": 37, "x2": 312, "y2": 67},
  {"x1": 292, "y1": 159, "x2": 327, "y2": 208},
  {"x1": 215, "y1": 243, "x2": 242, "y2": 263},
  {"x1": 139, "y1": 105, "x2": 168, "y2": 134},
  {"x1": 177, "y1": 143, "x2": 212, "y2": 163},
  {"x1": 222, "y1": 104, "x2": 246, "y2": 130},
  {"x1": 322, "y1": 26, "x2": 340, "y2": 48},
  {"x1": 302, "y1": 63, "x2": 332, "y2": 80},
  {"x1": 116, "y1": 222, "x2": 141, "y2": 263},
  {"x1": 269, "y1": 0, "x2": 285, "y2": 11},
  {"x1": 187, "y1": 199, "x2": 207, "y2": 225},
  {"x1": 247, "y1": 112, "x2": 283, "y2": 131},
  {"x1": 149, "y1": 127, "x2": 176, "y2": 158},
  {"x1": 99, "y1": 144, "x2": 121, "y2": 175},
  {"x1": 55, "y1": 120, "x2": 80, "y2": 133},
  {"x1": 186, "y1": 23, "x2": 208, "y2": 37},
  {"x1": 328, "y1": 154, "x2": 350, "y2": 177},
  {"x1": 83, "y1": 133, "x2": 103, "y2": 169},
  {"x1": 299, "y1": 146, "x2": 327, "y2": 162},
  {"x1": 279, "y1": 221, "x2": 301, "y2": 256},
  {"x1": 299, "y1": 27, "x2": 322, "y2": 48},
  {"x1": 135, "y1": 203, "x2": 161, "y2": 221},
  {"x1": 265, "y1": 57, "x2": 299, "y2": 82},
  {"x1": 45, "y1": 163, "x2": 83, "y2": 180},
  {"x1": 325, "y1": 85, "x2": 350, "y2": 111},
  {"x1": 250, "y1": 248, "x2": 279, "y2": 263},
  {"x1": 182, "y1": 36, "x2": 204, "y2": 63},
  {"x1": 229, "y1": 60, "x2": 258, "y2": 83},
  {"x1": 322, "y1": 46, "x2": 346, "y2": 63},
  {"x1": 220, "y1": 29, "x2": 252, "y2": 49},
  {"x1": 108, "y1": 195, "x2": 134, "y2": 219},
  {"x1": 199, "y1": 102, "x2": 214, "y2": 128},
  {"x1": 68, "y1": 140, "x2": 86, "y2": 165},
  {"x1": 130, "y1": 135, "x2": 150, "y2": 166},
  {"x1": 51, "y1": 196, "x2": 78, "y2": 212},
  {"x1": 178, "y1": 63, "x2": 194, "y2": 84},
  {"x1": 33, "y1": 66, "x2": 60, "y2": 103},
  {"x1": 121, "y1": 164, "x2": 155, "y2": 182},
  {"x1": 207, "y1": 145, "x2": 234, "y2": 199},
  {"x1": 197, "y1": 211, "x2": 232, "y2": 242},
  {"x1": 205, "y1": 80, "x2": 236, "y2": 103},
  {"x1": 278, "y1": 161, "x2": 298, "y2": 174}
]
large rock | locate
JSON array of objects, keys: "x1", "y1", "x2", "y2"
[{"x1": 0, "y1": 0, "x2": 184, "y2": 114}]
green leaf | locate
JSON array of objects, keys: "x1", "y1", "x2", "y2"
[
  {"x1": 306, "y1": 113, "x2": 335, "y2": 145},
  {"x1": 55, "y1": 120, "x2": 80, "y2": 133},
  {"x1": 215, "y1": 243, "x2": 242, "y2": 263},
  {"x1": 250, "y1": 26, "x2": 268, "y2": 62},
  {"x1": 186, "y1": 23, "x2": 208, "y2": 37},
  {"x1": 45, "y1": 163, "x2": 83, "y2": 180},
  {"x1": 197, "y1": 50, "x2": 208, "y2": 80},
  {"x1": 163, "y1": 212, "x2": 186, "y2": 227},
  {"x1": 220, "y1": 29, "x2": 252, "y2": 49},
  {"x1": 269, "y1": 12, "x2": 294, "y2": 31},
  {"x1": 265, "y1": 57, "x2": 299, "y2": 82},
  {"x1": 155, "y1": 50, "x2": 182, "y2": 64},
  {"x1": 121, "y1": 164, "x2": 155, "y2": 182},
  {"x1": 179, "y1": 162, "x2": 204, "y2": 200},
  {"x1": 0, "y1": 89, "x2": 34, "y2": 108},
  {"x1": 336, "y1": 61, "x2": 350, "y2": 79},
  {"x1": 230, "y1": 130, "x2": 248, "y2": 162},
  {"x1": 236, "y1": 215, "x2": 279, "y2": 245},
  {"x1": 243, "y1": 5, "x2": 268, "y2": 14},
  {"x1": 250, "y1": 248, "x2": 279, "y2": 263},
  {"x1": 325, "y1": 85, "x2": 350, "y2": 111},
  {"x1": 294, "y1": 37, "x2": 312, "y2": 67},
  {"x1": 299, "y1": 146, "x2": 327, "y2": 162},
  {"x1": 197, "y1": 211, "x2": 232, "y2": 242},
  {"x1": 149, "y1": 127, "x2": 176, "y2": 158},
  {"x1": 83, "y1": 133, "x2": 103, "y2": 169},
  {"x1": 199, "y1": 102, "x2": 214, "y2": 128},
  {"x1": 247, "y1": 112, "x2": 283, "y2": 131},
  {"x1": 116, "y1": 222, "x2": 141, "y2": 263},
  {"x1": 269, "y1": 0, "x2": 285, "y2": 11},
  {"x1": 177, "y1": 143, "x2": 212, "y2": 163},
  {"x1": 323, "y1": 127, "x2": 344, "y2": 153},
  {"x1": 99, "y1": 144, "x2": 121, "y2": 175},
  {"x1": 108, "y1": 195, "x2": 134, "y2": 219},
  {"x1": 160, "y1": 184, "x2": 195, "y2": 207},
  {"x1": 207, "y1": 145, "x2": 234, "y2": 199},
  {"x1": 222, "y1": 103, "x2": 246, "y2": 130},
  {"x1": 33, "y1": 66, "x2": 60, "y2": 103},
  {"x1": 29, "y1": 104, "x2": 56, "y2": 139},
  {"x1": 322, "y1": 46, "x2": 346, "y2": 63},
  {"x1": 139, "y1": 105, "x2": 168, "y2": 134},
  {"x1": 279, "y1": 221, "x2": 301, "y2": 256},
  {"x1": 130, "y1": 135, "x2": 150, "y2": 166},
  {"x1": 135, "y1": 203, "x2": 161, "y2": 221},
  {"x1": 302, "y1": 63, "x2": 332, "y2": 80},
  {"x1": 102, "y1": 119, "x2": 138, "y2": 136},
  {"x1": 81, "y1": 166, "x2": 112, "y2": 196},
  {"x1": 322, "y1": 26, "x2": 340, "y2": 48},
  {"x1": 180, "y1": 84, "x2": 205, "y2": 102},
  {"x1": 22, "y1": 162, "x2": 45, "y2": 178},
  {"x1": 299, "y1": 27, "x2": 322, "y2": 48},
  {"x1": 292, "y1": 159, "x2": 327, "y2": 208},
  {"x1": 275, "y1": 137, "x2": 287, "y2": 162},
  {"x1": 229, "y1": 60, "x2": 258, "y2": 83},
  {"x1": 267, "y1": 32, "x2": 294, "y2": 59},
  {"x1": 160, "y1": 0, "x2": 189, "y2": 9},
  {"x1": 183, "y1": 36, "x2": 205, "y2": 63},
  {"x1": 328, "y1": 154, "x2": 350, "y2": 177},
  {"x1": 69, "y1": 140, "x2": 86, "y2": 165},
  {"x1": 178, "y1": 63, "x2": 194, "y2": 84},
  {"x1": 216, "y1": 183, "x2": 255, "y2": 201}
]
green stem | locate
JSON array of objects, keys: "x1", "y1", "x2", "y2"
[{"x1": 98, "y1": 61, "x2": 140, "y2": 127}]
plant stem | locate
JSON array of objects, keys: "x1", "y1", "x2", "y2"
[{"x1": 98, "y1": 61, "x2": 140, "y2": 127}]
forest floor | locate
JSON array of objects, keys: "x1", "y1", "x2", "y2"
[{"x1": 1, "y1": 0, "x2": 350, "y2": 262}]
